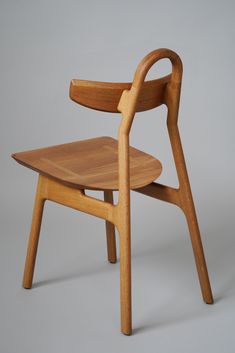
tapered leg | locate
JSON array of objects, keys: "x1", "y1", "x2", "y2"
[
  {"x1": 167, "y1": 124, "x2": 213, "y2": 304},
  {"x1": 23, "y1": 175, "x2": 45, "y2": 289},
  {"x1": 104, "y1": 190, "x2": 117, "y2": 263},
  {"x1": 183, "y1": 197, "x2": 213, "y2": 304},
  {"x1": 118, "y1": 222, "x2": 132, "y2": 335}
]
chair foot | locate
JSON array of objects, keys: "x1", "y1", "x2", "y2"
[
  {"x1": 118, "y1": 223, "x2": 132, "y2": 335},
  {"x1": 22, "y1": 175, "x2": 45, "y2": 289},
  {"x1": 104, "y1": 190, "x2": 117, "y2": 263},
  {"x1": 183, "y1": 203, "x2": 213, "y2": 304}
]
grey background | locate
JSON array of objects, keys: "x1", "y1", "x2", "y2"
[{"x1": 1, "y1": 0, "x2": 235, "y2": 352}]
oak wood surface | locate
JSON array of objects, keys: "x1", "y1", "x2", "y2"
[
  {"x1": 23, "y1": 176, "x2": 45, "y2": 289},
  {"x1": 70, "y1": 75, "x2": 170, "y2": 113},
  {"x1": 104, "y1": 190, "x2": 117, "y2": 263},
  {"x1": 12, "y1": 48, "x2": 214, "y2": 336},
  {"x1": 12, "y1": 136, "x2": 162, "y2": 191}
]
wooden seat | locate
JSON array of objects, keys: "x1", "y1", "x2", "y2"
[{"x1": 12, "y1": 136, "x2": 162, "y2": 190}]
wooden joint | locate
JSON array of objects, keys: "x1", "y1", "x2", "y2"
[
  {"x1": 39, "y1": 175, "x2": 116, "y2": 223},
  {"x1": 135, "y1": 182, "x2": 182, "y2": 209}
]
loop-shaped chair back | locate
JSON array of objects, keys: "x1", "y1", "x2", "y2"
[
  {"x1": 69, "y1": 49, "x2": 183, "y2": 116},
  {"x1": 70, "y1": 75, "x2": 170, "y2": 113}
]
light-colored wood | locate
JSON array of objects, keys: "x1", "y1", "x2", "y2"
[
  {"x1": 104, "y1": 190, "x2": 117, "y2": 263},
  {"x1": 135, "y1": 130, "x2": 213, "y2": 304},
  {"x1": 166, "y1": 123, "x2": 213, "y2": 304},
  {"x1": 12, "y1": 48, "x2": 213, "y2": 336},
  {"x1": 23, "y1": 175, "x2": 45, "y2": 289},
  {"x1": 116, "y1": 48, "x2": 213, "y2": 334},
  {"x1": 135, "y1": 182, "x2": 181, "y2": 207},
  {"x1": 70, "y1": 75, "x2": 170, "y2": 113},
  {"x1": 116, "y1": 131, "x2": 132, "y2": 335},
  {"x1": 133, "y1": 50, "x2": 213, "y2": 305},
  {"x1": 118, "y1": 220, "x2": 132, "y2": 335},
  {"x1": 12, "y1": 136, "x2": 162, "y2": 191},
  {"x1": 22, "y1": 174, "x2": 118, "y2": 288},
  {"x1": 40, "y1": 175, "x2": 116, "y2": 223}
]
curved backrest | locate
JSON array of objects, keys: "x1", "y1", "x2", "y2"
[
  {"x1": 69, "y1": 49, "x2": 184, "y2": 201},
  {"x1": 117, "y1": 49, "x2": 183, "y2": 134},
  {"x1": 70, "y1": 49, "x2": 183, "y2": 119},
  {"x1": 70, "y1": 75, "x2": 171, "y2": 113}
]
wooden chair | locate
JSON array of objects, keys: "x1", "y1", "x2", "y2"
[{"x1": 12, "y1": 48, "x2": 213, "y2": 335}]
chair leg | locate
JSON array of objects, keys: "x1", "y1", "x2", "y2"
[
  {"x1": 23, "y1": 175, "x2": 45, "y2": 289},
  {"x1": 167, "y1": 124, "x2": 213, "y2": 304},
  {"x1": 118, "y1": 221, "x2": 132, "y2": 335},
  {"x1": 182, "y1": 194, "x2": 213, "y2": 304},
  {"x1": 104, "y1": 190, "x2": 117, "y2": 263}
]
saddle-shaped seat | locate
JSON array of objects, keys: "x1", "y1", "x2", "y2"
[{"x1": 12, "y1": 136, "x2": 162, "y2": 190}]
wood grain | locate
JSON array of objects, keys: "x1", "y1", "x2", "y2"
[
  {"x1": 12, "y1": 136, "x2": 162, "y2": 191},
  {"x1": 12, "y1": 48, "x2": 213, "y2": 336},
  {"x1": 70, "y1": 75, "x2": 170, "y2": 113},
  {"x1": 104, "y1": 190, "x2": 117, "y2": 263},
  {"x1": 23, "y1": 176, "x2": 45, "y2": 289}
]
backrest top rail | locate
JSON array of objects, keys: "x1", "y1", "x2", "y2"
[{"x1": 70, "y1": 74, "x2": 171, "y2": 113}]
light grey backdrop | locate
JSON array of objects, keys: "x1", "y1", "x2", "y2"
[{"x1": 0, "y1": 0, "x2": 235, "y2": 352}]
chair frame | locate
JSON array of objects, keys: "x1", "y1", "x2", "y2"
[{"x1": 21, "y1": 48, "x2": 213, "y2": 335}]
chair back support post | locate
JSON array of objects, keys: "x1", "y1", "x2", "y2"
[{"x1": 117, "y1": 49, "x2": 183, "y2": 208}]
